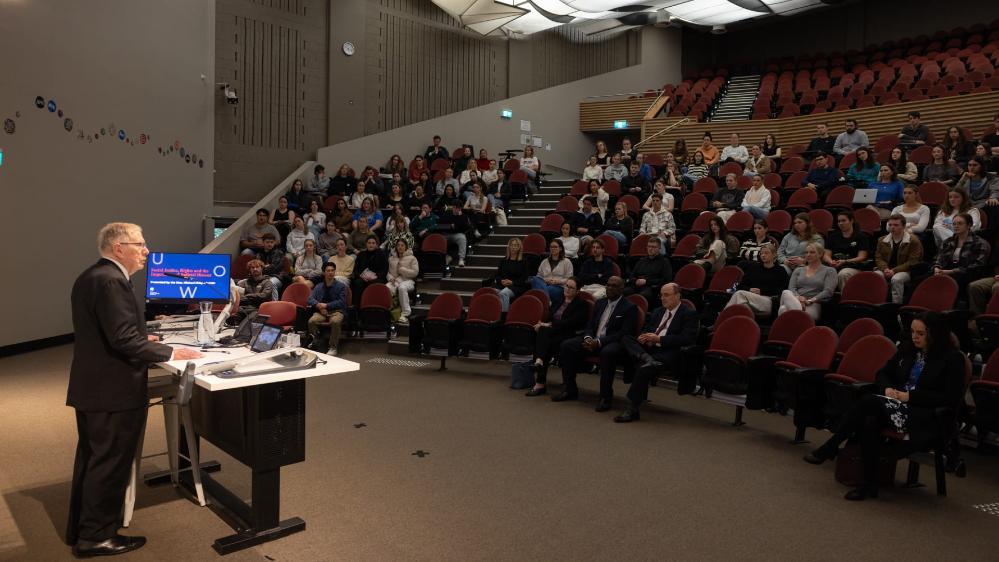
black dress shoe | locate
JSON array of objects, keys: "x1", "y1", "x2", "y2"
[
  {"x1": 638, "y1": 360, "x2": 663, "y2": 377},
  {"x1": 525, "y1": 387, "x2": 546, "y2": 397},
  {"x1": 72, "y1": 535, "x2": 146, "y2": 558},
  {"x1": 803, "y1": 445, "x2": 837, "y2": 465},
  {"x1": 614, "y1": 408, "x2": 641, "y2": 423},
  {"x1": 844, "y1": 486, "x2": 879, "y2": 501},
  {"x1": 551, "y1": 391, "x2": 578, "y2": 402},
  {"x1": 595, "y1": 398, "x2": 612, "y2": 412}
]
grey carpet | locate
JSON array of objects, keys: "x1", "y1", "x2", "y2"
[{"x1": 2, "y1": 343, "x2": 999, "y2": 561}]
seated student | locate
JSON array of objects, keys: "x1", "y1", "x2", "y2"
[
  {"x1": 306, "y1": 262, "x2": 347, "y2": 356},
  {"x1": 933, "y1": 187, "x2": 981, "y2": 248},
  {"x1": 530, "y1": 239, "x2": 574, "y2": 308},
  {"x1": 635, "y1": 153, "x2": 656, "y2": 182},
  {"x1": 803, "y1": 312, "x2": 965, "y2": 502},
  {"x1": 435, "y1": 168, "x2": 460, "y2": 196},
  {"x1": 328, "y1": 238, "x2": 355, "y2": 285},
  {"x1": 662, "y1": 161, "x2": 685, "y2": 191},
  {"x1": 604, "y1": 154, "x2": 628, "y2": 182},
  {"x1": 807, "y1": 123, "x2": 836, "y2": 157},
  {"x1": 923, "y1": 144, "x2": 961, "y2": 185},
  {"x1": 435, "y1": 184, "x2": 461, "y2": 212},
  {"x1": 778, "y1": 213, "x2": 823, "y2": 273},
  {"x1": 738, "y1": 219, "x2": 781, "y2": 266},
  {"x1": 741, "y1": 173, "x2": 772, "y2": 220},
  {"x1": 307, "y1": 164, "x2": 331, "y2": 196},
  {"x1": 578, "y1": 238, "x2": 616, "y2": 299},
  {"x1": 317, "y1": 220, "x2": 344, "y2": 259},
  {"x1": 329, "y1": 164, "x2": 357, "y2": 196},
  {"x1": 494, "y1": 238, "x2": 529, "y2": 312},
  {"x1": 699, "y1": 133, "x2": 720, "y2": 169},
  {"x1": 269, "y1": 197, "x2": 296, "y2": 242},
  {"x1": 410, "y1": 203, "x2": 438, "y2": 245},
  {"x1": 359, "y1": 166, "x2": 385, "y2": 200},
  {"x1": 823, "y1": 211, "x2": 872, "y2": 290},
  {"x1": 726, "y1": 243, "x2": 788, "y2": 316},
  {"x1": 573, "y1": 197, "x2": 604, "y2": 246},
  {"x1": 618, "y1": 138, "x2": 637, "y2": 165},
  {"x1": 292, "y1": 239, "x2": 324, "y2": 289},
  {"x1": 458, "y1": 160, "x2": 479, "y2": 186},
  {"x1": 387, "y1": 239, "x2": 419, "y2": 324},
  {"x1": 603, "y1": 203, "x2": 634, "y2": 246},
  {"x1": 682, "y1": 150, "x2": 710, "y2": 187},
  {"x1": 957, "y1": 157, "x2": 999, "y2": 210},
  {"x1": 779, "y1": 242, "x2": 837, "y2": 320},
  {"x1": 481, "y1": 159, "x2": 499, "y2": 187},
  {"x1": 237, "y1": 259, "x2": 275, "y2": 307},
  {"x1": 552, "y1": 276, "x2": 637, "y2": 406},
  {"x1": 525, "y1": 277, "x2": 588, "y2": 397},
  {"x1": 424, "y1": 135, "x2": 450, "y2": 164},
  {"x1": 743, "y1": 145, "x2": 771, "y2": 177},
  {"x1": 520, "y1": 145, "x2": 541, "y2": 188},
  {"x1": 488, "y1": 169, "x2": 511, "y2": 214},
  {"x1": 801, "y1": 153, "x2": 843, "y2": 196},
  {"x1": 303, "y1": 199, "x2": 327, "y2": 238},
  {"x1": 330, "y1": 198, "x2": 354, "y2": 235},
  {"x1": 475, "y1": 149, "x2": 491, "y2": 174},
  {"x1": 672, "y1": 139, "x2": 689, "y2": 170},
  {"x1": 437, "y1": 204, "x2": 470, "y2": 267},
  {"x1": 593, "y1": 140, "x2": 611, "y2": 167},
  {"x1": 867, "y1": 164, "x2": 905, "y2": 219},
  {"x1": 846, "y1": 147, "x2": 879, "y2": 188},
  {"x1": 933, "y1": 213, "x2": 990, "y2": 292},
  {"x1": 579, "y1": 179, "x2": 609, "y2": 218},
  {"x1": 408, "y1": 155, "x2": 429, "y2": 183},
  {"x1": 286, "y1": 178, "x2": 312, "y2": 214},
  {"x1": 985, "y1": 113, "x2": 999, "y2": 154},
  {"x1": 643, "y1": 179, "x2": 676, "y2": 212},
  {"x1": 347, "y1": 220, "x2": 375, "y2": 255},
  {"x1": 874, "y1": 214, "x2": 924, "y2": 304},
  {"x1": 349, "y1": 182, "x2": 370, "y2": 210},
  {"x1": 942, "y1": 125, "x2": 974, "y2": 166},
  {"x1": 720, "y1": 133, "x2": 749, "y2": 164},
  {"x1": 693, "y1": 216, "x2": 740, "y2": 274},
  {"x1": 898, "y1": 110, "x2": 930, "y2": 146},
  {"x1": 712, "y1": 173, "x2": 744, "y2": 222},
  {"x1": 582, "y1": 156, "x2": 603, "y2": 182},
  {"x1": 382, "y1": 184, "x2": 405, "y2": 211},
  {"x1": 405, "y1": 184, "x2": 432, "y2": 215},
  {"x1": 452, "y1": 146, "x2": 471, "y2": 174},
  {"x1": 970, "y1": 273, "x2": 999, "y2": 315},
  {"x1": 463, "y1": 182, "x2": 491, "y2": 233},
  {"x1": 625, "y1": 237, "x2": 673, "y2": 303},
  {"x1": 351, "y1": 235, "x2": 389, "y2": 307},
  {"x1": 639, "y1": 193, "x2": 676, "y2": 248},
  {"x1": 891, "y1": 184, "x2": 930, "y2": 234},
  {"x1": 285, "y1": 217, "x2": 315, "y2": 263},
  {"x1": 353, "y1": 197, "x2": 385, "y2": 232},
  {"x1": 255, "y1": 232, "x2": 286, "y2": 284},
  {"x1": 622, "y1": 162, "x2": 651, "y2": 201},
  {"x1": 887, "y1": 147, "x2": 918, "y2": 183},
  {"x1": 558, "y1": 221, "x2": 581, "y2": 260},
  {"x1": 384, "y1": 154, "x2": 407, "y2": 176},
  {"x1": 384, "y1": 205, "x2": 414, "y2": 251},
  {"x1": 762, "y1": 134, "x2": 781, "y2": 159},
  {"x1": 613, "y1": 283, "x2": 699, "y2": 423},
  {"x1": 973, "y1": 143, "x2": 997, "y2": 174},
  {"x1": 833, "y1": 119, "x2": 869, "y2": 156}
]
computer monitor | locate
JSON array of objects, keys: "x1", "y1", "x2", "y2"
[{"x1": 145, "y1": 253, "x2": 232, "y2": 304}]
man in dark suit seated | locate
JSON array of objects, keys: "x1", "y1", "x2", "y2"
[
  {"x1": 625, "y1": 237, "x2": 673, "y2": 303},
  {"x1": 553, "y1": 276, "x2": 637, "y2": 411},
  {"x1": 67, "y1": 222, "x2": 202, "y2": 557},
  {"x1": 614, "y1": 283, "x2": 699, "y2": 422}
]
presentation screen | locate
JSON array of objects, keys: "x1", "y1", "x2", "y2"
[{"x1": 145, "y1": 253, "x2": 231, "y2": 303}]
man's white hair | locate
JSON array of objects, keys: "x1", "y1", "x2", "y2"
[{"x1": 97, "y1": 222, "x2": 142, "y2": 252}]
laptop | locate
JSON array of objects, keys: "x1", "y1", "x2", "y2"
[
  {"x1": 853, "y1": 189, "x2": 878, "y2": 204},
  {"x1": 249, "y1": 323, "x2": 283, "y2": 353},
  {"x1": 218, "y1": 313, "x2": 269, "y2": 345}
]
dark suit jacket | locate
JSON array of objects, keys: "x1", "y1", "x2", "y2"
[
  {"x1": 643, "y1": 303, "x2": 698, "y2": 351},
  {"x1": 67, "y1": 259, "x2": 173, "y2": 412},
  {"x1": 548, "y1": 298, "x2": 589, "y2": 339},
  {"x1": 584, "y1": 297, "x2": 637, "y2": 346},
  {"x1": 878, "y1": 346, "x2": 966, "y2": 446}
]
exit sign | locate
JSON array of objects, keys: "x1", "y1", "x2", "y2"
[{"x1": 613, "y1": 120, "x2": 628, "y2": 129}]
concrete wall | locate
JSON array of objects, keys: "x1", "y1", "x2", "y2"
[
  {"x1": 318, "y1": 27, "x2": 680, "y2": 175},
  {"x1": 0, "y1": 1, "x2": 215, "y2": 347},
  {"x1": 682, "y1": 0, "x2": 999, "y2": 75}
]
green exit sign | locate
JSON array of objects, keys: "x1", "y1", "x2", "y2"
[{"x1": 613, "y1": 120, "x2": 628, "y2": 129}]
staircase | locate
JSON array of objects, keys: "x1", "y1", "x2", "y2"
[
  {"x1": 708, "y1": 75, "x2": 761, "y2": 122},
  {"x1": 386, "y1": 179, "x2": 572, "y2": 356}
]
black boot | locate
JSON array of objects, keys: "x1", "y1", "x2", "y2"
[{"x1": 803, "y1": 443, "x2": 839, "y2": 465}]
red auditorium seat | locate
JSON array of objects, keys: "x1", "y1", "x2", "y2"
[
  {"x1": 699, "y1": 316, "x2": 762, "y2": 424},
  {"x1": 761, "y1": 310, "x2": 814, "y2": 357},
  {"x1": 460, "y1": 293, "x2": 503, "y2": 359},
  {"x1": 503, "y1": 295, "x2": 544, "y2": 358}
]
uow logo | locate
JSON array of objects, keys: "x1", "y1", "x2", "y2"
[
  {"x1": 178, "y1": 285, "x2": 199, "y2": 298},
  {"x1": 150, "y1": 253, "x2": 165, "y2": 265}
]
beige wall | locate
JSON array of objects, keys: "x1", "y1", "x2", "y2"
[
  {"x1": 214, "y1": 0, "x2": 329, "y2": 203},
  {"x1": 0, "y1": 1, "x2": 215, "y2": 347},
  {"x1": 317, "y1": 27, "x2": 680, "y2": 174}
]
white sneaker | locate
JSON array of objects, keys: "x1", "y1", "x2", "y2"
[
  {"x1": 458, "y1": 259, "x2": 466, "y2": 267},
  {"x1": 327, "y1": 347, "x2": 338, "y2": 356},
  {"x1": 398, "y1": 315, "x2": 409, "y2": 325}
]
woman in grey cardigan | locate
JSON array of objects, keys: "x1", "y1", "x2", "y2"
[
  {"x1": 778, "y1": 212, "x2": 824, "y2": 273},
  {"x1": 778, "y1": 242, "x2": 837, "y2": 321},
  {"x1": 530, "y1": 239, "x2": 574, "y2": 308}
]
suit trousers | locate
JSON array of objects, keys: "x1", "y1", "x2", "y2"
[
  {"x1": 67, "y1": 407, "x2": 147, "y2": 544},
  {"x1": 558, "y1": 336, "x2": 624, "y2": 398},
  {"x1": 621, "y1": 335, "x2": 679, "y2": 406}
]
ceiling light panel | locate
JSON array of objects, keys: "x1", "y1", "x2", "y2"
[{"x1": 665, "y1": 0, "x2": 762, "y2": 25}]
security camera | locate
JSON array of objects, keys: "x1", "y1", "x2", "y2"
[{"x1": 219, "y1": 83, "x2": 239, "y2": 105}]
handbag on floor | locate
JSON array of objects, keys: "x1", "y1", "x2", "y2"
[
  {"x1": 510, "y1": 361, "x2": 535, "y2": 389},
  {"x1": 834, "y1": 443, "x2": 897, "y2": 487}
]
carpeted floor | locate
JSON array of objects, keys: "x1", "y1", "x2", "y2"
[{"x1": 3, "y1": 342, "x2": 999, "y2": 561}]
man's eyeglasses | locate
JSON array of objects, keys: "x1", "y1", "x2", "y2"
[{"x1": 118, "y1": 242, "x2": 147, "y2": 248}]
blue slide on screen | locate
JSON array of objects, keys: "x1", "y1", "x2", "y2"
[{"x1": 145, "y1": 253, "x2": 231, "y2": 303}]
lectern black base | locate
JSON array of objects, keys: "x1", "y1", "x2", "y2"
[{"x1": 212, "y1": 516, "x2": 306, "y2": 555}]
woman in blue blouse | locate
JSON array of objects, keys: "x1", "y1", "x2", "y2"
[
  {"x1": 846, "y1": 147, "x2": 879, "y2": 188},
  {"x1": 866, "y1": 164, "x2": 905, "y2": 219},
  {"x1": 352, "y1": 197, "x2": 384, "y2": 232}
]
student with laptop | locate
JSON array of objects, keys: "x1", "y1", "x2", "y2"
[{"x1": 307, "y1": 262, "x2": 348, "y2": 356}]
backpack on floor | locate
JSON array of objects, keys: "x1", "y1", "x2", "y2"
[{"x1": 510, "y1": 361, "x2": 535, "y2": 390}]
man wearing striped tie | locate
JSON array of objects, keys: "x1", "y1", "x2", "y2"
[{"x1": 614, "y1": 283, "x2": 699, "y2": 423}]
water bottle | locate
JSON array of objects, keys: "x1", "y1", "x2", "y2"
[{"x1": 195, "y1": 301, "x2": 215, "y2": 345}]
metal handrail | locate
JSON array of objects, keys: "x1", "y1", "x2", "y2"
[
  {"x1": 582, "y1": 90, "x2": 662, "y2": 101},
  {"x1": 634, "y1": 117, "x2": 691, "y2": 150}
]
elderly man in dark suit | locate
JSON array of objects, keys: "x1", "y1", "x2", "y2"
[
  {"x1": 553, "y1": 276, "x2": 638, "y2": 411},
  {"x1": 66, "y1": 222, "x2": 202, "y2": 557},
  {"x1": 614, "y1": 283, "x2": 699, "y2": 422}
]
